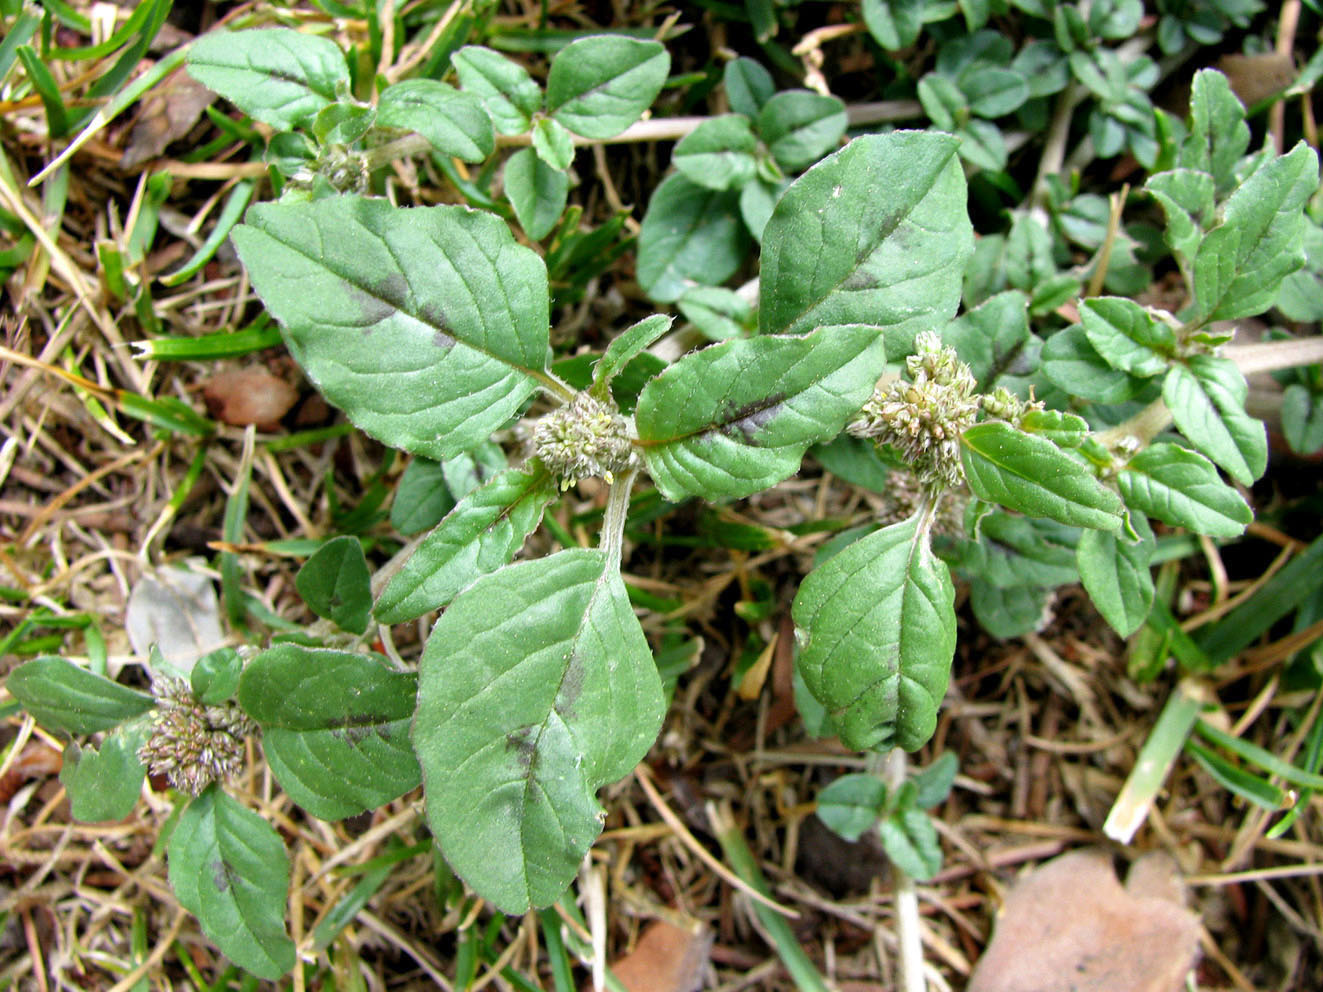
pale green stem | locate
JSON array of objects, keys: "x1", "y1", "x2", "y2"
[
  {"x1": 1096, "y1": 396, "x2": 1172, "y2": 451},
  {"x1": 883, "y1": 748, "x2": 927, "y2": 992},
  {"x1": 363, "y1": 101, "x2": 921, "y2": 173},
  {"x1": 533, "y1": 368, "x2": 578, "y2": 404},
  {"x1": 600, "y1": 468, "x2": 637, "y2": 574}
]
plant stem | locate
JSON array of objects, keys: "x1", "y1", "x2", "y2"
[
  {"x1": 600, "y1": 468, "x2": 637, "y2": 573},
  {"x1": 1096, "y1": 396, "x2": 1172, "y2": 451},
  {"x1": 884, "y1": 748, "x2": 927, "y2": 992},
  {"x1": 363, "y1": 100, "x2": 923, "y2": 173}
]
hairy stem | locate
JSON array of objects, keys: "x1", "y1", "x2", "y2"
[{"x1": 600, "y1": 468, "x2": 637, "y2": 573}]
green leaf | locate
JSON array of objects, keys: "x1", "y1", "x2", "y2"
[
  {"x1": 912, "y1": 751, "x2": 958, "y2": 809},
  {"x1": 1282, "y1": 383, "x2": 1323, "y2": 455},
  {"x1": 546, "y1": 36, "x2": 669, "y2": 140},
  {"x1": 724, "y1": 58, "x2": 774, "y2": 119},
  {"x1": 1179, "y1": 69, "x2": 1249, "y2": 195},
  {"x1": 187, "y1": 28, "x2": 348, "y2": 131},
  {"x1": 1041, "y1": 324, "x2": 1145, "y2": 402},
  {"x1": 672, "y1": 115, "x2": 758, "y2": 191},
  {"x1": 377, "y1": 80, "x2": 494, "y2": 163},
  {"x1": 634, "y1": 325, "x2": 887, "y2": 502},
  {"x1": 191, "y1": 647, "x2": 243, "y2": 704},
  {"x1": 862, "y1": 0, "x2": 925, "y2": 50},
  {"x1": 759, "y1": 132, "x2": 973, "y2": 356},
  {"x1": 636, "y1": 173, "x2": 749, "y2": 303},
  {"x1": 816, "y1": 773, "x2": 887, "y2": 841},
  {"x1": 168, "y1": 786, "x2": 295, "y2": 980},
  {"x1": 591, "y1": 314, "x2": 673, "y2": 400},
  {"x1": 6, "y1": 657, "x2": 153, "y2": 735},
  {"x1": 677, "y1": 286, "x2": 754, "y2": 341},
  {"x1": 375, "y1": 464, "x2": 556, "y2": 624},
  {"x1": 1193, "y1": 142, "x2": 1319, "y2": 323},
  {"x1": 1078, "y1": 297, "x2": 1175, "y2": 377},
  {"x1": 792, "y1": 515, "x2": 956, "y2": 753},
  {"x1": 756, "y1": 90, "x2": 848, "y2": 173},
  {"x1": 295, "y1": 536, "x2": 372, "y2": 635},
  {"x1": 1117, "y1": 442, "x2": 1252, "y2": 538},
  {"x1": 312, "y1": 102, "x2": 374, "y2": 146},
  {"x1": 231, "y1": 196, "x2": 549, "y2": 459},
  {"x1": 391, "y1": 457, "x2": 455, "y2": 536},
  {"x1": 961, "y1": 512, "x2": 1080, "y2": 589},
  {"x1": 238, "y1": 646, "x2": 420, "y2": 821},
  {"x1": 957, "y1": 119, "x2": 1008, "y2": 172},
  {"x1": 1163, "y1": 356, "x2": 1266, "y2": 485},
  {"x1": 917, "y1": 73, "x2": 965, "y2": 132},
  {"x1": 1077, "y1": 512, "x2": 1155, "y2": 637},
  {"x1": 959, "y1": 65, "x2": 1028, "y2": 118},
  {"x1": 452, "y1": 45, "x2": 542, "y2": 136},
  {"x1": 413, "y1": 550, "x2": 665, "y2": 913},
  {"x1": 1018, "y1": 409, "x2": 1090, "y2": 447},
  {"x1": 531, "y1": 116, "x2": 575, "y2": 171},
  {"x1": 504, "y1": 146, "x2": 570, "y2": 241},
  {"x1": 943, "y1": 290, "x2": 1030, "y2": 389},
  {"x1": 960, "y1": 422, "x2": 1123, "y2": 531},
  {"x1": 880, "y1": 806, "x2": 942, "y2": 880},
  {"x1": 441, "y1": 440, "x2": 508, "y2": 499},
  {"x1": 1146, "y1": 169, "x2": 1214, "y2": 266},
  {"x1": 60, "y1": 724, "x2": 147, "y2": 822},
  {"x1": 969, "y1": 579, "x2": 1052, "y2": 638}
]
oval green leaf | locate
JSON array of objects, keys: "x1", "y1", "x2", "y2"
[
  {"x1": 412, "y1": 550, "x2": 665, "y2": 913},
  {"x1": 375, "y1": 462, "x2": 556, "y2": 624},
  {"x1": 960, "y1": 421, "x2": 1124, "y2": 531},
  {"x1": 634, "y1": 325, "x2": 887, "y2": 503},
  {"x1": 636, "y1": 173, "x2": 749, "y2": 303},
  {"x1": 377, "y1": 80, "x2": 494, "y2": 162},
  {"x1": 7, "y1": 657, "x2": 153, "y2": 735},
  {"x1": 792, "y1": 515, "x2": 956, "y2": 753},
  {"x1": 546, "y1": 36, "x2": 670, "y2": 139},
  {"x1": 239, "y1": 646, "x2": 420, "y2": 821},
  {"x1": 231, "y1": 196, "x2": 550, "y2": 459},
  {"x1": 1117, "y1": 442, "x2": 1252, "y2": 538},
  {"x1": 296, "y1": 536, "x2": 372, "y2": 635},
  {"x1": 187, "y1": 28, "x2": 348, "y2": 131},
  {"x1": 759, "y1": 132, "x2": 973, "y2": 356},
  {"x1": 1076, "y1": 512, "x2": 1155, "y2": 637},
  {"x1": 168, "y1": 786, "x2": 295, "y2": 980}
]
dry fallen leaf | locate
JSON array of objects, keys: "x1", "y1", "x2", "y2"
[
  {"x1": 203, "y1": 366, "x2": 299, "y2": 430},
  {"x1": 1216, "y1": 53, "x2": 1296, "y2": 109},
  {"x1": 120, "y1": 69, "x2": 215, "y2": 168},
  {"x1": 966, "y1": 849, "x2": 1200, "y2": 992},
  {"x1": 607, "y1": 920, "x2": 710, "y2": 992},
  {"x1": 125, "y1": 565, "x2": 226, "y2": 675}
]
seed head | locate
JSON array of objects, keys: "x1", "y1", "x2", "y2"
[
  {"x1": 531, "y1": 393, "x2": 636, "y2": 489},
  {"x1": 137, "y1": 677, "x2": 254, "y2": 796},
  {"x1": 851, "y1": 331, "x2": 979, "y2": 490}
]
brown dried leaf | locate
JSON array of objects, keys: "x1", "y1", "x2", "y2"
[
  {"x1": 1215, "y1": 53, "x2": 1296, "y2": 109},
  {"x1": 966, "y1": 850, "x2": 1200, "y2": 992},
  {"x1": 608, "y1": 921, "x2": 710, "y2": 992},
  {"x1": 203, "y1": 367, "x2": 299, "y2": 430},
  {"x1": 120, "y1": 69, "x2": 215, "y2": 168}
]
